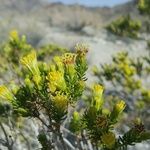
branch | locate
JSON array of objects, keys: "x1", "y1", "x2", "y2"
[{"x1": 0, "y1": 122, "x2": 12, "y2": 150}]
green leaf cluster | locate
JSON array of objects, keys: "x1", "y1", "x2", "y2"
[{"x1": 106, "y1": 15, "x2": 141, "y2": 38}]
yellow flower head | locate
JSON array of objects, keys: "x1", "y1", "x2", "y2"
[
  {"x1": 33, "y1": 74, "x2": 41, "y2": 87},
  {"x1": 101, "y1": 132, "x2": 116, "y2": 149},
  {"x1": 53, "y1": 56, "x2": 64, "y2": 73},
  {"x1": 47, "y1": 71, "x2": 66, "y2": 93},
  {"x1": 93, "y1": 84, "x2": 104, "y2": 96},
  {"x1": 92, "y1": 65, "x2": 99, "y2": 74},
  {"x1": 75, "y1": 43, "x2": 89, "y2": 57},
  {"x1": 62, "y1": 53, "x2": 76, "y2": 66},
  {"x1": 9, "y1": 81, "x2": 19, "y2": 94},
  {"x1": 52, "y1": 92, "x2": 68, "y2": 111},
  {"x1": 114, "y1": 100, "x2": 126, "y2": 115},
  {"x1": 49, "y1": 64, "x2": 56, "y2": 72},
  {"x1": 134, "y1": 118, "x2": 142, "y2": 126},
  {"x1": 20, "y1": 51, "x2": 40, "y2": 75},
  {"x1": 91, "y1": 84, "x2": 104, "y2": 111},
  {"x1": 62, "y1": 53, "x2": 77, "y2": 78},
  {"x1": 9, "y1": 30, "x2": 19, "y2": 41},
  {"x1": 110, "y1": 100, "x2": 126, "y2": 121},
  {"x1": 0, "y1": 85, "x2": 14, "y2": 101},
  {"x1": 73, "y1": 111, "x2": 80, "y2": 122},
  {"x1": 25, "y1": 77, "x2": 33, "y2": 89}
]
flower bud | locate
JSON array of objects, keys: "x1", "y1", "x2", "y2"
[
  {"x1": 53, "y1": 56, "x2": 64, "y2": 73},
  {"x1": 52, "y1": 92, "x2": 68, "y2": 112},
  {"x1": 111, "y1": 100, "x2": 126, "y2": 121},
  {"x1": 91, "y1": 84, "x2": 104, "y2": 111},
  {"x1": 47, "y1": 71, "x2": 66, "y2": 93},
  {"x1": 20, "y1": 51, "x2": 40, "y2": 76},
  {"x1": 101, "y1": 132, "x2": 116, "y2": 149},
  {"x1": 0, "y1": 85, "x2": 14, "y2": 101},
  {"x1": 73, "y1": 111, "x2": 80, "y2": 122},
  {"x1": 62, "y1": 53, "x2": 76, "y2": 79},
  {"x1": 9, "y1": 30, "x2": 19, "y2": 41}
]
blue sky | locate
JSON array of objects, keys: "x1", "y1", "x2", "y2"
[{"x1": 50, "y1": 0, "x2": 132, "y2": 7}]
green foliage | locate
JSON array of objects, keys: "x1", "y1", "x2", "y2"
[
  {"x1": 137, "y1": 0, "x2": 150, "y2": 32},
  {"x1": 69, "y1": 111, "x2": 82, "y2": 134},
  {"x1": 138, "y1": 0, "x2": 150, "y2": 15},
  {"x1": 93, "y1": 50, "x2": 150, "y2": 130},
  {"x1": 0, "y1": 102, "x2": 11, "y2": 116},
  {"x1": 71, "y1": 85, "x2": 149, "y2": 150},
  {"x1": 38, "y1": 132, "x2": 51, "y2": 150},
  {"x1": 0, "y1": 30, "x2": 69, "y2": 79},
  {"x1": 117, "y1": 121, "x2": 150, "y2": 150},
  {"x1": 0, "y1": 32, "x2": 150, "y2": 150},
  {"x1": 1, "y1": 30, "x2": 32, "y2": 65},
  {"x1": 37, "y1": 44, "x2": 68, "y2": 61},
  {"x1": 0, "y1": 42, "x2": 88, "y2": 149},
  {"x1": 106, "y1": 15, "x2": 141, "y2": 38}
]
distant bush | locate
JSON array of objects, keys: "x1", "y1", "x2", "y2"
[
  {"x1": 106, "y1": 15, "x2": 141, "y2": 38},
  {"x1": 138, "y1": 0, "x2": 150, "y2": 32},
  {"x1": 93, "y1": 51, "x2": 150, "y2": 128},
  {"x1": 67, "y1": 21, "x2": 86, "y2": 32},
  {"x1": 138, "y1": 0, "x2": 150, "y2": 15}
]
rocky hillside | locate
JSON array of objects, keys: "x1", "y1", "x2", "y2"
[{"x1": 0, "y1": 0, "x2": 145, "y2": 45}]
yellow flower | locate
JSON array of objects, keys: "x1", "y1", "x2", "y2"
[
  {"x1": 91, "y1": 84, "x2": 104, "y2": 111},
  {"x1": 75, "y1": 43, "x2": 89, "y2": 57},
  {"x1": 101, "y1": 132, "x2": 116, "y2": 149},
  {"x1": 92, "y1": 65, "x2": 99, "y2": 75},
  {"x1": 25, "y1": 77, "x2": 33, "y2": 89},
  {"x1": 20, "y1": 51, "x2": 41, "y2": 87},
  {"x1": 73, "y1": 111, "x2": 80, "y2": 122},
  {"x1": 53, "y1": 56, "x2": 64, "y2": 73},
  {"x1": 47, "y1": 71, "x2": 66, "y2": 93},
  {"x1": 102, "y1": 108, "x2": 110, "y2": 115},
  {"x1": 9, "y1": 81, "x2": 19, "y2": 94},
  {"x1": 93, "y1": 84, "x2": 104, "y2": 97},
  {"x1": 62, "y1": 53, "x2": 76, "y2": 78},
  {"x1": 20, "y1": 51, "x2": 40, "y2": 75},
  {"x1": 52, "y1": 92, "x2": 68, "y2": 111},
  {"x1": 9, "y1": 30, "x2": 19, "y2": 41},
  {"x1": 49, "y1": 64, "x2": 56, "y2": 72},
  {"x1": 134, "y1": 118, "x2": 142, "y2": 126},
  {"x1": 114, "y1": 100, "x2": 126, "y2": 115},
  {"x1": 110, "y1": 100, "x2": 126, "y2": 121},
  {"x1": 33, "y1": 74, "x2": 41, "y2": 87},
  {"x1": 62, "y1": 53, "x2": 76, "y2": 65},
  {"x1": 0, "y1": 85, "x2": 14, "y2": 101}
]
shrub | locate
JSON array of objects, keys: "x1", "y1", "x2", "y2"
[
  {"x1": 0, "y1": 36, "x2": 150, "y2": 149},
  {"x1": 93, "y1": 51, "x2": 150, "y2": 128},
  {"x1": 138, "y1": 0, "x2": 150, "y2": 15},
  {"x1": 138, "y1": 0, "x2": 150, "y2": 32},
  {"x1": 0, "y1": 30, "x2": 68, "y2": 79},
  {"x1": 106, "y1": 15, "x2": 141, "y2": 38}
]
